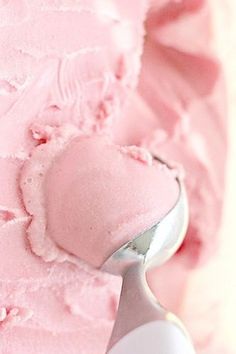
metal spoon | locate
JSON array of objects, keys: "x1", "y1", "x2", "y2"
[{"x1": 102, "y1": 157, "x2": 195, "y2": 354}]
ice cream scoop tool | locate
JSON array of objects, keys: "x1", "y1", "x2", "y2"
[{"x1": 103, "y1": 157, "x2": 195, "y2": 354}]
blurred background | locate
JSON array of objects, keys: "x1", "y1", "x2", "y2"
[{"x1": 193, "y1": 0, "x2": 236, "y2": 349}]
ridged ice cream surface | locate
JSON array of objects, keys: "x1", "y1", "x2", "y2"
[{"x1": 0, "y1": 0, "x2": 231, "y2": 353}]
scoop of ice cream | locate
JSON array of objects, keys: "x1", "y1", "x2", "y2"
[{"x1": 21, "y1": 130, "x2": 179, "y2": 268}]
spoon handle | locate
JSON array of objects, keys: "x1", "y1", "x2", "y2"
[
  {"x1": 107, "y1": 320, "x2": 195, "y2": 354},
  {"x1": 106, "y1": 264, "x2": 195, "y2": 353}
]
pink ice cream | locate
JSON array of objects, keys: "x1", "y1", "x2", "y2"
[
  {"x1": 21, "y1": 132, "x2": 178, "y2": 267},
  {"x1": 0, "y1": 0, "x2": 230, "y2": 354}
]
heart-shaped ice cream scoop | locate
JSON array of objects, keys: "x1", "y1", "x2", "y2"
[
  {"x1": 35, "y1": 135, "x2": 180, "y2": 267},
  {"x1": 103, "y1": 157, "x2": 195, "y2": 354}
]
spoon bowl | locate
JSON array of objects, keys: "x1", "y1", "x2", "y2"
[{"x1": 102, "y1": 159, "x2": 188, "y2": 276}]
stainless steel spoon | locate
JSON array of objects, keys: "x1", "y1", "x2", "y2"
[{"x1": 102, "y1": 157, "x2": 195, "y2": 354}]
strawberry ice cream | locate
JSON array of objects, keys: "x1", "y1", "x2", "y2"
[
  {"x1": 20, "y1": 132, "x2": 179, "y2": 267},
  {"x1": 0, "y1": 0, "x2": 232, "y2": 353}
]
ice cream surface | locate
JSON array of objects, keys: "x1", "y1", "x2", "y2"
[{"x1": 0, "y1": 0, "x2": 230, "y2": 353}]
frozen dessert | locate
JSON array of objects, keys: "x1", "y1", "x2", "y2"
[
  {"x1": 21, "y1": 132, "x2": 179, "y2": 267},
  {"x1": 0, "y1": 0, "x2": 231, "y2": 353}
]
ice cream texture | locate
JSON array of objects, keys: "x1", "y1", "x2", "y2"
[{"x1": 0, "y1": 0, "x2": 231, "y2": 353}]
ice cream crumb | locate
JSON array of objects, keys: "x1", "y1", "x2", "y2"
[
  {"x1": 119, "y1": 145, "x2": 153, "y2": 166},
  {"x1": 0, "y1": 307, "x2": 33, "y2": 330},
  {"x1": 0, "y1": 307, "x2": 7, "y2": 322}
]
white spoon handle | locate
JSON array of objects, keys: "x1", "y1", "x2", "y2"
[{"x1": 108, "y1": 320, "x2": 195, "y2": 354}]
